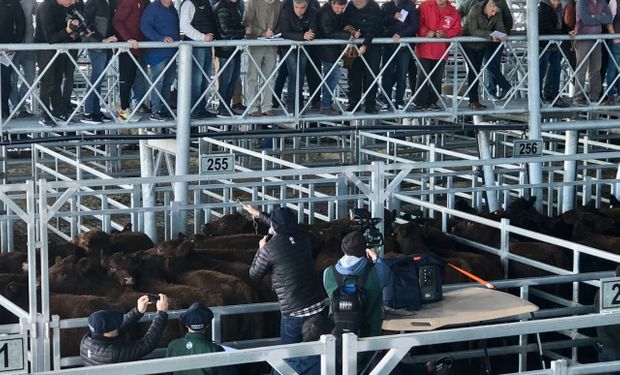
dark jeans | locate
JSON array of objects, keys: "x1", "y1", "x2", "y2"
[
  {"x1": 119, "y1": 51, "x2": 143, "y2": 110},
  {"x1": 381, "y1": 47, "x2": 410, "y2": 106},
  {"x1": 305, "y1": 46, "x2": 321, "y2": 106},
  {"x1": 539, "y1": 46, "x2": 561, "y2": 100},
  {"x1": 348, "y1": 45, "x2": 381, "y2": 110},
  {"x1": 408, "y1": 46, "x2": 417, "y2": 95},
  {"x1": 285, "y1": 49, "x2": 308, "y2": 110},
  {"x1": 38, "y1": 50, "x2": 66, "y2": 116},
  {"x1": 465, "y1": 47, "x2": 485, "y2": 104},
  {"x1": 84, "y1": 49, "x2": 111, "y2": 114},
  {"x1": 217, "y1": 54, "x2": 241, "y2": 113},
  {"x1": 1, "y1": 64, "x2": 11, "y2": 118},
  {"x1": 62, "y1": 50, "x2": 78, "y2": 112},
  {"x1": 416, "y1": 58, "x2": 446, "y2": 107},
  {"x1": 273, "y1": 49, "x2": 287, "y2": 106},
  {"x1": 484, "y1": 43, "x2": 511, "y2": 96}
]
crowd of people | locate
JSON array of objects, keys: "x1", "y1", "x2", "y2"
[{"x1": 1, "y1": 0, "x2": 619, "y2": 125}]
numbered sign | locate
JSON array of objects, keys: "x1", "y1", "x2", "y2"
[
  {"x1": 513, "y1": 140, "x2": 543, "y2": 158},
  {"x1": 200, "y1": 154, "x2": 235, "y2": 174},
  {"x1": 600, "y1": 277, "x2": 620, "y2": 313},
  {"x1": 0, "y1": 334, "x2": 27, "y2": 374}
]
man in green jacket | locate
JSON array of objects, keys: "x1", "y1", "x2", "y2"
[
  {"x1": 462, "y1": 0, "x2": 507, "y2": 110},
  {"x1": 166, "y1": 303, "x2": 237, "y2": 375}
]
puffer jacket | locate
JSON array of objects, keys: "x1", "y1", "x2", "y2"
[
  {"x1": 80, "y1": 308, "x2": 167, "y2": 366},
  {"x1": 249, "y1": 214, "x2": 326, "y2": 314},
  {"x1": 213, "y1": 0, "x2": 244, "y2": 58}
]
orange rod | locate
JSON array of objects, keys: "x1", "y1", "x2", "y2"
[{"x1": 447, "y1": 262, "x2": 495, "y2": 289}]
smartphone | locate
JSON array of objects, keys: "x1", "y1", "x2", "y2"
[{"x1": 147, "y1": 293, "x2": 160, "y2": 303}]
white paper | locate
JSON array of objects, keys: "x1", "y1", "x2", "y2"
[
  {"x1": 258, "y1": 33, "x2": 283, "y2": 40},
  {"x1": 490, "y1": 30, "x2": 506, "y2": 39},
  {"x1": 397, "y1": 9, "x2": 408, "y2": 22}
]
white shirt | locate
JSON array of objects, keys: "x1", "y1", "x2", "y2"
[{"x1": 180, "y1": 1, "x2": 209, "y2": 41}]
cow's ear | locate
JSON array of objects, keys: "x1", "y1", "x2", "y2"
[
  {"x1": 77, "y1": 257, "x2": 93, "y2": 276},
  {"x1": 99, "y1": 251, "x2": 110, "y2": 268},
  {"x1": 175, "y1": 241, "x2": 193, "y2": 257}
]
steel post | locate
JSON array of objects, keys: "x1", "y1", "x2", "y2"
[
  {"x1": 474, "y1": 124, "x2": 499, "y2": 212},
  {"x1": 561, "y1": 130, "x2": 579, "y2": 212},
  {"x1": 172, "y1": 44, "x2": 192, "y2": 236},
  {"x1": 526, "y1": 0, "x2": 543, "y2": 212},
  {"x1": 139, "y1": 129, "x2": 157, "y2": 243}
]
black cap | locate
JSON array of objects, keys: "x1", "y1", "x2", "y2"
[
  {"x1": 88, "y1": 310, "x2": 124, "y2": 334},
  {"x1": 341, "y1": 231, "x2": 366, "y2": 257},
  {"x1": 270, "y1": 207, "x2": 297, "y2": 234},
  {"x1": 180, "y1": 303, "x2": 214, "y2": 331}
]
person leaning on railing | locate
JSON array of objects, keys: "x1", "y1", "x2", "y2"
[
  {"x1": 140, "y1": 0, "x2": 180, "y2": 122},
  {"x1": 604, "y1": 0, "x2": 620, "y2": 106},
  {"x1": 572, "y1": 0, "x2": 611, "y2": 106},
  {"x1": 414, "y1": 0, "x2": 461, "y2": 112},
  {"x1": 113, "y1": 0, "x2": 148, "y2": 122},
  {"x1": 0, "y1": 0, "x2": 25, "y2": 120},
  {"x1": 317, "y1": 0, "x2": 349, "y2": 115},
  {"x1": 34, "y1": 0, "x2": 84, "y2": 127},
  {"x1": 462, "y1": 0, "x2": 507, "y2": 110},
  {"x1": 538, "y1": 0, "x2": 569, "y2": 107},
  {"x1": 81, "y1": 0, "x2": 119, "y2": 125},
  {"x1": 342, "y1": 0, "x2": 384, "y2": 114},
  {"x1": 7, "y1": 0, "x2": 36, "y2": 119}
]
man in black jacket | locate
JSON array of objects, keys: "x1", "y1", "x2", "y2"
[
  {"x1": 80, "y1": 294, "x2": 169, "y2": 366},
  {"x1": 380, "y1": 0, "x2": 418, "y2": 110},
  {"x1": 317, "y1": 0, "x2": 349, "y2": 115},
  {"x1": 0, "y1": 0, "x2": 25, "y2": 119},
  {"x1": 243, "y1": 205, "x2": 327, "y2": 345},
  {"x1": 81, "y1": 0, "x2": 118, "y2": 124},
  {"x1": 180, "y1": 0, "x2": 218, "y2": 118},
  {"x1": 538, "y1": 0, "x2": 567, "y2": 107},
  {"x1": 278, "y1": 0, "x2": 318, "y2": 112},
  {"x1": 35, "y1": 0, "x2": 83, "y2": 126},
  {"x1": 213, "y1": 0, "x2": 244, "y2": 116},
  {"x1": 343, "y1": 0, "x2": 383, "y2": 113}
]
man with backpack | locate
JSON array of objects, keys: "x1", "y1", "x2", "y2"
[{"x1": 323, "y1": 231, "x2": 388, "y2": 338}]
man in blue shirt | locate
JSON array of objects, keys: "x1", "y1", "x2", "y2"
[{"x1": 140, "y1": 0, "x2": 180, "y2": 121}]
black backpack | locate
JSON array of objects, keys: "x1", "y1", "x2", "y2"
[{"x1": 330, "y1": 265, "x2": 372, "y2": 336}]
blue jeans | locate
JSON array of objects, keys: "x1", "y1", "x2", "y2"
[
  {"x1": 285, "y1": 50, "x2": 308, "y2": 109},
  {"x1": 539, "y1": 47, "x2": 561, "y2": 100},
  {"x1": 606, "y1": 42, "x2": 620, "y2": 97},
  {"x1": 84, "y1": 50, "x2": 111, "y2": 114},
  {"x1": 484, "y1": 44, "x2": 511, "y2": 95},
  {"x1": 280, "y1": 313, "x2": 309, "y2": 344},
  {"x1": 320, "y1": 60, "x2": 341, "y2": 109},
  {"x1": 191, "y1": 47, "x2": 213, "y2": 114},
  {"x1": 217, "y1": 54, "x2": 240, "y2": 113},
  {"x1": 381, "y1": 47, "x2": 410, "y2": 106},
  {"x1": 150, "y1": 57, "x2": 177, "y2": 113}
]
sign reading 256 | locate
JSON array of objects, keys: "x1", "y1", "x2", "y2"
[{"x1": 600, "y1": 277, "x2": 620, "y2": 313}]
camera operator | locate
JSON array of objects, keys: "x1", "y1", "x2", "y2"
[
  {"x1": 34, "y1": 0, "x2": 89, "y2": 126},
  {"x1": 80, "y1": 294, "x2": 169, "y2": 366},
  {"x1": 322, "y1": 231, "x2": 389, "y2": 338},
  {"x1": 81, "y1": 0, "x2": 118, "y2": 124},
  {"x1": 242, "y1": 204, "x2": 327, "y2": 345}
]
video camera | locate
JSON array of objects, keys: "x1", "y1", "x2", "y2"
[
  {"x1": 349, "y1": 208, "x2": 383, "y2": 248},
  {"x1": 66, "y1": 7, "x2": 92, "y2": 36}
]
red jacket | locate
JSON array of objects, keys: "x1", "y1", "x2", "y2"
[
  {"x1": 113, "y1": 0, "x2": 148, "y2": 54},
  {"x1": 416, "y1": 0, "x2": 462, "y2": 60}
]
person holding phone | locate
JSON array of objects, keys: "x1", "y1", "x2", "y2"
[
  {"x1": 80, "y1": 294, "x2": 169, "y2": 366},
  {"x1": 241, "y1": 204, "x2": 327, "y2": 348}
]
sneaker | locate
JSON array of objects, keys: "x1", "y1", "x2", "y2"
[
  {"x1": 217, "y1": 108, "x2": 232, "y2": 117},
  {"x1": 552, "y1": 98, "x2": 570, "y2": 108},
  {"x1": 39, "y1": 116, "x2": 56, "y2": 127},
  {"x1": 16, "y1": 111, "x2": 32, "y2": 118},
  {"x1": 320, "y1": 107, "x2": 341, "y2": 115},
  {"x1": 81, "y1": 113, "x2": 104, "y2": 124},
  {"x1": 231, "y1": 103, "x2": 247, "y2": 111},
  {"x1": 365, "y1": 106, "x2": 379, "y2": 114},
  {"x1": 99, "y1": 112, "x2": 113, "y2": 122},
  {"x1": 54, "y1": 113, "x2": 74, "y2": 124},
  {"x1": 415, "y1": 104, "x2": 428, "y2": 111},
  {"x1": 492, "y1": 89, "x2": 509, "y2": 101},
  {"x1": 149, "y1": 111, "x2": 171, "y2": 122},
  {"x1": 395, "y1": 104, "x2": 404, "y2": 111},
  {"x1": 191, "y1": 111, "x2": 217, "y2": 119},
  {"x1": 573, "y1": 100, "x2": 586, "y2": 107},
  {"x1": 119, "y1": 109, "x2": 141, "y2": 122},
  {"x1": 427, "y1": 103, "x2": 441, "y2": 112}
]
